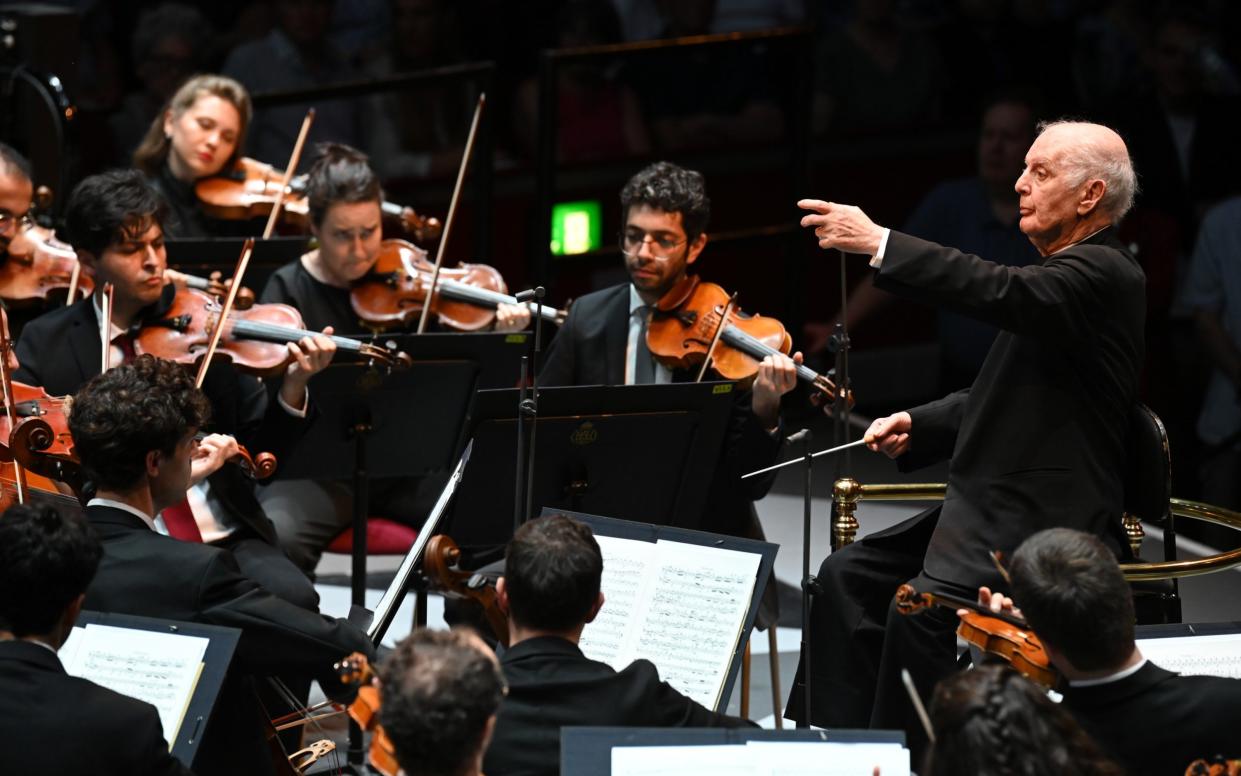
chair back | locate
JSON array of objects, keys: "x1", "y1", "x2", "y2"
[{"x1": 1123, "y1": 403, "x2": 1172, "y2": 526}]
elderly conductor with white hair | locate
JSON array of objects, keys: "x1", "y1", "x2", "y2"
[{"x1": 785, "y1": 122, "x2": 1146, "y2": 756}]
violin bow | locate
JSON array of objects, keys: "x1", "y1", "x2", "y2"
[
  {"x1": 694, "y1": 291, "x2": 739, "y2": 383},
  {"x1": 193, "y1": 108, "x2": 315, "y2": 389},
  {"x1": 416, "y1": 93, "x2": 485, "y2": 334},
  {"x1": 0, "y1": 307, "x2": 27, "y2": 504},
  {"x1": 66, "y1": 259, "x2": 82, "y2": 308},
  {"x1": 99, "y1": 283, "x2": 114, "y2": 374}
]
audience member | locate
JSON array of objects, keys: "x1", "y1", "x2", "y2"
[
  {"x1": 0, "y1": 502, "x2": 191, "y2": 776},
  {"x1": 923, "y1": 663, "x2": 1123, "y2": 776},
  {"x1": 381, "y1": 628, "x2": 507, "y2": 776},
  {"x1": 483, "y1": 515, "x2": 753, "y2": 776},
  {"x1": 222, "y1": 0, "x2": 364, "y2": 170}
]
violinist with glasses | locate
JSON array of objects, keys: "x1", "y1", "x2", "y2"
[
  {"x1": 14, "y1": 168, "x2": 334, "y2": 611},
  {"x1": 0, "y1": 142, "x2": 33, "y2": 260},
  {"x1": 978, "y1": 528, "x2": 1241, "y2": 776}
]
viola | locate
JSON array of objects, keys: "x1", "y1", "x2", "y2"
[
  {"x1": 335, "y1": 652, "x2": 399, "y2": 776},
  {"x1": 646, "y1": 275, "x2": 850, "y2": 404},
  {"x1": 424, "y1": 534, "x2": 509, "y2": 645},
  {"x1": 195, "y1": 158, "x2": 444, "y2": 243},
  {"x1": 1, "y1": 383, "x2": 82, "y2": 492},
  {"x1": 134, "y1": 287, "x2": 411, "y2": 378},
  {"x1": 351, "y1": 239, "x2": 567, "y2": 332},
  {"x1": 0, "y1": 223, "x2": 94, "y2": 306},
  {"x1": 894, "y1": 583, "x2": 1059, "y2": 689}
]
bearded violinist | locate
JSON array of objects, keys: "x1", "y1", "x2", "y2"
[
  {"x1": 539, "y1": 162, "x2": 798, "y2": 630},
  {"x1": 14, "y1": 169, "x2": 333, "y2": 611},
  {"x1": 787, "y1": 121, "x2": 1145, "y2": 761}
]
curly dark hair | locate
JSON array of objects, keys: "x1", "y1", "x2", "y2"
[
  {"x1": 62, "y1": 169, "x2": 169, "y2": 258},
  {"x1": 0, "y1": 503, "x2": 102, "y2": 636},
  {"x1": 504, "y1": 514, "x2": 602, "y2": 633},
  {"x1": 305, "y1": 142, "x2": 384, "y2": 227},
  {"x1": 1009, "y1": 528, "x2": 1135, "y2": 672},
  {"x1": 619, "y1": 161, "x2": 710, "y2": 241},
  {"x1": 69, "y1": 354, "x2": 211, "y2": 490},
  {"x1": 380, "y1": 628, "x2": 506, "y2": 776},
  {"x1": 924, "y1": 664, "x2": 1123, "y2": 776}
]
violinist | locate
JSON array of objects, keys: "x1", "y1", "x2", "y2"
[
  {"x1": 539, "y1": 161, "x2": 797, "y2": 544},
  {"x1": 15, "y1": 169, "x2": 332, "y2": 611},
  {"x1": 0, "y1": 142, "x2": 32, "y2": 260},
  {"x1": 788, "y1": 121, "x2": 1145, "y2": 760},
  {"x1": 982, "y1": 528, "x2": 1241, "y2": 776},
  {"x1": 0, "y1": 503, "x2": 191, "y2": 776},
  {"x1": 257, "y1": 143, "x2": 528, "y2": 573},
  {"x1": 380, "y1": 629, "x2": 506, "y2": 776},
  {"x1": 133, "y1": 74, "x2": 252, "y2": 238},
  {"x1": 484, "y1": 515, "x2": 753, "y2": 776},
  {"x1": 68, "y1": 356, "x2": 375, "y2": 775}
]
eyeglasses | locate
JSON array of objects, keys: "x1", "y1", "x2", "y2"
[
  {"x1": 620, "y1": 228, "x2": 687, "y2": 261},
  {"x1": 0, "y1": 212, "x2": 32, "y2": 231}
]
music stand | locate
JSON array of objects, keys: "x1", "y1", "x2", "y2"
[
  {"x1": 279, "y1": 335, "x2": 527, "y2": 602},
  {"x1": 74, "y1": 610, "x2": 240, "y2": 769},
  {"x1": 443, "y1": 382, "x2": 735, "y2": 553}
]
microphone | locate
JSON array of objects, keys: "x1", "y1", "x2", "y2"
[{"x1": 514, "y1": 287, "x2": 545, "y2": 302}]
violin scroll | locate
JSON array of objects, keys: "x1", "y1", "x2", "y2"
[{"x1": 425, "y1": 534, "x2": 510, "y2": 646}]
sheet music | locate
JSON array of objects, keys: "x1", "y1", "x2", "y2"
[
  {"x1": 612, "y1": 745, "x2": 757, "y2": 776},
  {"x1": 579, "y1": 534, "x2": 760, "y2": 709},
  {"x1": 1137, "y1": 633, "x2": 1241, "y2": 679},
  {"x1": 746, "y1": 741, "x2": 910, "y2": 776},
  {"x1": 579, "y1": 535, "x2": 656, "y2": 666},
  {"x1": 62, "y1": 624, "x2": 208, "y2": 744}
]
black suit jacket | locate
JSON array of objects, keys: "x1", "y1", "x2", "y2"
[
  {"x1": 83, "y1": 504, "x2": 374, "y2": 682},
  {"x1": 1063, "y1": 662, "x2": 1241, "y2": 776},
  {"x1": 874, "y1": 228, "x2": 1145, "y2": 587},
  {"x1": 14, "y1": 286, "x2": 310, "y2": 544},
  {"x1": 483, "y1": 636, "x2": 754, "y2": 776},
  {"x1": 0, "y1": 639, "x2": 191, "y2": 775},
  {"x1": 539, "y1": 283, "x2": 783, "y2": 537}
]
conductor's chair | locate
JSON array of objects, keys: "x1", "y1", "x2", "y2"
[{"x1": 829, "y1": 404, "x2": 1241, "y2": 622}]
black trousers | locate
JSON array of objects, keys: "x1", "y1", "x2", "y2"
[
  {"x1": 213, "y1": 528, "x2": 320, "y2": 612},
  {"x1": 786, "y1": 506, "x2": 972, "y2": 762}
]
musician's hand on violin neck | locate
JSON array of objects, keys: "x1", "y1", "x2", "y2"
[
  {"x1": 190, "y1": 433, "x2": 242, "y2": 486},
  {"x1": 752, "y1": 351, "x2": 801, "y2": 428},
  {"x1": 864, "y1": 412, "x2": 912, "y2": 458},
  {"x1": 971, "y1": 586, "x2": 1023, "y2": 622},
  {"x1": 280, "y1": 326, "x2": 336, "y2": 410},
  {"x1": 798, "y1": 199, "x2": 885, "y2": 256},
  {"x1": 494, "y1": 302, "x2": 531, "y2": 332}
]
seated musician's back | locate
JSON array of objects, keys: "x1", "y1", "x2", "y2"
[
  {"x1": 996, "y1": 528, "x2": 1241, "y2": 776},
  {"x1": 483, "y1": 514, "x2": 753, "y2": 776},
  {"x1": 67, "y1": 355, "x2": 374, "y2": 775},
  {"x1": 0, "y1": 502, "x2": 191, "y2": 775}
]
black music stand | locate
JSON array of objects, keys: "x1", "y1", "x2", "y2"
[
  {"x1": 279, "y1": 334, "x2": 527, "y2": 605},
  {"x1": 443, "y1": 382, "x2": 736, "y2": 553},
  {"x1": 74, "y1": 610, "x2": 240, "y2": 770}
]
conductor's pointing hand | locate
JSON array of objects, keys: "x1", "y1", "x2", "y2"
[{"x1": 798, "y1": 199, "x2": 885, "y2": 256}]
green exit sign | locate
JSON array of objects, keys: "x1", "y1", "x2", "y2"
[{"x1": 550, "y1": 200, "x2": 602, "y2": 256}]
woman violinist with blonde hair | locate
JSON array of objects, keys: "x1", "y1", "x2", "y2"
[{"x1": 133, "y1": 73, "x2": 252, "y2": 238}]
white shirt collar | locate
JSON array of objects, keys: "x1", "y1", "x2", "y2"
[
  {"x1": 87, "y1": 497, "x2": 159, "y2": 532},
  {"x1": 1069, "y1": 657, "x2": 1148, "y2": 687},
  {"x1": 90, "y1": 293, "x2": 126, "y2": 343},
  {"x1": 628, "y1": 284, "x2": 647, "y2": 315}
]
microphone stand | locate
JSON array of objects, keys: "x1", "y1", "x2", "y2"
[
  {"x1": 513, "y1": 288, "x2": 546, "y2": 532},
  {"x1": 789, "y1": 428, "x2": 818, "y2": 728},
  {"x1": 828, "y1": 249, "x2": 853, "y2": 552}
]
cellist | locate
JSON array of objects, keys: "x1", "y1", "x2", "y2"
[{"x1": 15, "y1": 169, "x2": 331, "y2": 610}]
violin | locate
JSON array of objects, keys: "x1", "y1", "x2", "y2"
[
  {"x1": 165, "y1": 267, "x2": 256, "y2": 308},
  {"x1": 195, "y1": 158, "x2": 444, "y2": 243},
  {"x1": 134, "y1": 287, "x2": 411, "y2": 378},
  {"x1": 424, "y1": 534, "x2": 509, "y2": 645},
  {"x1": 647, "y1": 275, "x2": 850, "y2": 404},
  {"x1": 351, "y1": 239, "x2": 567, "y2": 332},
  {"x1": 335, "y1": 652, "x2": 399, "y2": 776},
  {"x1": 1, "y1": 222, "x2": 94, "y2": 306},
  {"x1": 894, "y1": 583, "x2": 1059, "y2": 689}
]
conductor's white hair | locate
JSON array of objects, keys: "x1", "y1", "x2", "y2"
[{"x1": 1037, "y1": 120, "x2": 1138, "y2": 222}]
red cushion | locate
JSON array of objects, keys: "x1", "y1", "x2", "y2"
[{"x1": 327, "y1": 517, "x2": 418, "y2": 555}]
